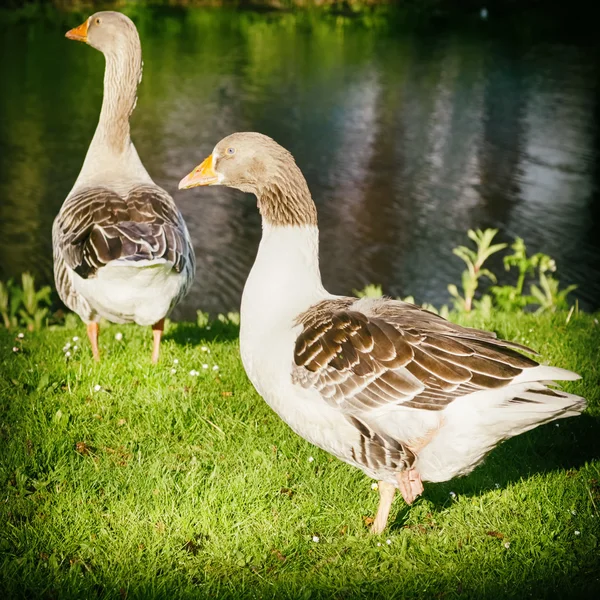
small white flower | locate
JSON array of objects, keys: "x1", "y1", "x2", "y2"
[
  {"x1": 201, "y1": 346, "x2": 208, "y2": 352},
  {"x1": 386, "y1": 539, "x2": 392, "y2": 545},
  {"x1": 312, "y1": 535, "x2": 320, "y2": 543},
  {"x1": 64, "y1": 342, "x2": 71, "y2": 350},
  {"x1": 571, "y1": 510, "x2": 576, "y2": 516},
  {"x1": 206, "y1": 326, "x2": 211, "y2": 330},
  {"x1": 12, "y1": 346, "x2": 19, "y2": 353},
  {"x1": 114, "y1": 332, "x2": 123, "y2": 341},
  {"x1": 504, "y1": 542, "x2": 510, "y2": 549},
  {"x1": 65, "y1": 351, "x2": 71, "y2": 358},
  {"x1": 72, "y1": 336, "x2": 79, "y2": 342},
  {"x1": 171, "y1": 368, "x2": 177, "y2": 374},
  {"x1": 308, "y1": 456, "x2": 314, "y2": 463},
  {"x1": 189, "y1": 370, "x2": 198, "y2": 376},
  {"x1": 371, "y1": 482, "x2": 379, "y2": 490},
  {"x1": 377, "y1": 542, "x2": 381, "y2": 547},
  {"x1": 94, "y1": 385, "x2": 101, "y2": 392},
  {"x1": 575, "y1": 530, "x2": 581, "y2": 536},
  {"x1": 556, "y1": 424, "x2": 560, "y2": 427},
  {"x1": 202, "y1": 364, "x2": 208, "y2": 369},
  {"x1": 495, "y1": 483, "x2": 500, "y2": 489},
  {"x1": 449, "y1": 491, "x2": 456, "y2": 498},
  {"x1": 212, "y1": 365, "x2": 219, "y2": 371},
  {"x1": 173, "y1": 359, "x2": 179, "y2": 365},
  {"x1": 17, "y1": 333, "x2": 24, "y2": 339},
  {"x1": 73, "y1": 345, "x2": 78, "y2": 351}
]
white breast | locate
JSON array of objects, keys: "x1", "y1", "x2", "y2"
[
  {"x1": 239, "y1": 225, "x2": 357, "y2": 456},
  {"x1": 240, "y1": 226, "x2": 326, "y2": 377}
]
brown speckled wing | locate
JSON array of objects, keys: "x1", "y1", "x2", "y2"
[
  {"x1": 52, "y1": 184, "x2": 195, "y2": 320},
  {"x1": 348, "y1": 415, "x2": 417, "y2": 472},
  {"x1": 54, "y1": 185, "x2": 192, "y2": 278},
  {"x1": 292, "y1": 298, "x2": 539, "y2": 414}
]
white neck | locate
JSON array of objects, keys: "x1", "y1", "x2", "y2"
[
  {"x1": 71, "y1": 42, "x2": 152, "y2": 193},
  {"x1": 241, "y1": 224, "x2": 329, "y2": 332}
]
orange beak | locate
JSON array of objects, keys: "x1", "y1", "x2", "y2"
[
  {"x1": 65, "y1": 19, "x2": 90, "y2": 43},
  {"x1": 178, "y1": 154, "x2": 220, "y2": 189}
]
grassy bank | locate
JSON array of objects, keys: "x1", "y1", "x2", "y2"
[
  {"x1": 2, "y1": 0, "x2": 588, "y2": 24},
  {"x1": 1, "y1": 311, "x2": 599, "y2": 598},
  {"x1": 1, "y1": 0, "x2": 398, "y2": 16}
]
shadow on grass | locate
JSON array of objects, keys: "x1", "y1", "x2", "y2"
[
  {"x1": 389, "y1": 412, "x2": 600, "y2": 525},
  {"x1": 4, "y1": 555, "x2": 599, "y2": 600},
  {"x1": 164, "y1": 321, "x2": 240, "y2": 346}
]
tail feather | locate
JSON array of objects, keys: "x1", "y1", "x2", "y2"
[
  {"x1": 512, "y1": 364, "x2": 581, "y2": 385},
  {"x1": 508, "y1": 381, "x2": 586, "y2": 421},
  {"x1": 414, "y1": 363, "x2": 586, "y2": 483},
  {"x1": 418, "y1": 376, "x2": 586, "y2": 482},
  {"x1": 507, "y1": 364, "x2": 586, "y2": 424},
  {"x1": 443, "y1": 370, "x2": 586, "y2": 444}
]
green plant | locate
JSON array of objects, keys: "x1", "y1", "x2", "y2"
[
  {"x1": 353, "y1": 284, "x2": 384, "y2": 299},
  {"x1": 488, "y1": 238, "x2": 577, "y2": 314},
  {"x1": 529, "y1": 255, "x2": 577, "y2": 314},
  {"x1": 0, "y1": 273, "x2": 52, "y2": 331},
  {"x1": 489, "y1": 237, "x2": 540, "y2": 311},
  {"x1": 448, "y1": 229, "x2": 507, "y2": 312},
  {"x1": 0, "y1": 278, "x2": 21, "y2": 328},
  {"x1": 218, "y1": 312, "x2": 241, "y2": 326},
  {"x1": 18, "y1": 273, "x2": 52, "y2": 331},
  {"x1": 197, "y1": 310, "x2": 210, "y2": 328}
]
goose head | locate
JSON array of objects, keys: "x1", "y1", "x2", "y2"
[
  {"x1": 65, "y1": 11, "x2": 139, "y2": 55},
  {"x1": 178, "y1": 132, "x2": 299, "y2": 195},
  {"x1": 179, "y1": 132, "x2": 317, "y2": 227}
]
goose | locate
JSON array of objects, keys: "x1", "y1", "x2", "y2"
[
  {"x1": 179, "y1": 132, "x2": 586, "y2": 533},
  {"x1": 53, "y1": 12, "x2": 195, "y2": 362}
]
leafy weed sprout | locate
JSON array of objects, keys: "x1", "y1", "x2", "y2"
[{"x1": 0, "y1": 272, "x2": 52, "y2": 331}]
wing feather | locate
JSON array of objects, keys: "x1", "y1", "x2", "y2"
[
  {"x1": 291, "y1": 297, "x2": 545, "y2": 471},
  {"x1": 54, "y1": 185, "x2": 194, "y2": 279},
  {"x1": 52, "y1": 184, "x2": 196, "y2": 320},
  {"x1": 292, "y1": 298, "x2": 539, "y2": 416}
]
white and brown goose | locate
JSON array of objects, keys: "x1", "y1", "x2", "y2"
[
  {"x1": 53, "y1": 12, "x2": 195, "y2": 362},
  {"x1": 179, "y1": 132, "x2": 586, "y2": 533}
]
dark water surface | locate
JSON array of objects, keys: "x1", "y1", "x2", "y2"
[{"x1": 1, "y1": 8, "x2": 599, "y2": 317}]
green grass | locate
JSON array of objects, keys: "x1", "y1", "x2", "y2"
[{"x1": 1, "y1": 311, "x2": 599, "y2": 599}]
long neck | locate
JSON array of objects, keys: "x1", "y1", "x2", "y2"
[
  {"x1": 92, "y1": 41, "x2": 142, "y2": 155},
  {"x1": 73, "y1": 35, "x2": 149, "y2": 192},
  {"x1": 241, "y1": 224, "x2": 328, "y2": 331},
  {"x1": 256, "y1": 158, "x2": 318, "y2": 228},
  {"x1": 242, "y1": 159, "x2": 325, "y2": 322}
]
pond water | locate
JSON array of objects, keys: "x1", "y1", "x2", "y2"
[{"x1": 1, "y1": 8, "x2": 599, "y2": 317}]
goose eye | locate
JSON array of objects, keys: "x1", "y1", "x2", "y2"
[
  {"x1": 95, "y1": 18, "x2": 101, "y2": 25},
  {"x1": 226, "y1": 147, "x2": 235, "y2": 155}
]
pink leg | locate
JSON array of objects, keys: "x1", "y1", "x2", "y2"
[
  {"x1": 151, "y1": 318, "x2": 165, "y2": 364},
  {"x1": 397, "y1": 468, "x2": 424, "y2": 505},
  {"x1": 371, "y1": 481, "x2": 396, "y2": 534},
  {"x1": 87, "y1": 322, "x2": 100, "y2": 362}
]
